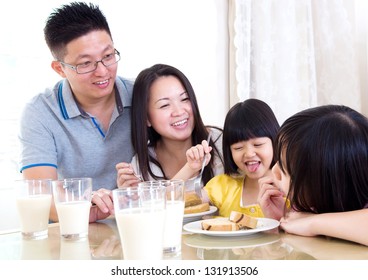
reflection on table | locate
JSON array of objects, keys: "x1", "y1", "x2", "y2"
[
  {"x1": 1, "y1": 217, "x2": 368, "y2": 260},
  {"x1": 182, "y1": 231, "x2": 309, "y2": 260}
]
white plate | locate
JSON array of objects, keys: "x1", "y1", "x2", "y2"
[
  {"x1": 183, "y1": 217, "x2": 280, "y2": 237},
  {"x1": 183, "y1": 206, "x2": 217, "y2": 224}
]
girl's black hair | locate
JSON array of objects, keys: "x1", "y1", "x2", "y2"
[
  {"x1": 223, "y1": 98, "x2": 280, "y2": 175},
  {"x1": 276, "y1": 105, "x2": 368, "y2": 213}
]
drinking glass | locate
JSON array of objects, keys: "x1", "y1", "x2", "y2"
[
  {"x1": 52, "y1": 178, "x2": 92, "y2": 240},
  {"x1": 113, "y1": 184, "x2": 166, "y2": 260},
  {"x1": 14, "y1": 179, "x2": 52, "y2": 240},
  {"x1": 161, "y1": 179, "x2": 185, "y2": 254}
]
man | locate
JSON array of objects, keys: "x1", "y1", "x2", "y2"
[{"x1": 18, "y1": 2, "x2": 134, "y2": 222}]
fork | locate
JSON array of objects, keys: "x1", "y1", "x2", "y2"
[
  {"x1": 194, "y1": 131, "x2": 212, "y2": 198},
  {"x1": 133, "y1": 172, "x2": 143, "y2": 181}
]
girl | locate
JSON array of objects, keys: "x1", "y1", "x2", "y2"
[
  {"x1": 259, "y1": 105, "x2": 368, "y2": 246},
  {"x1": 116, "y1": 64, "x2": 223, "y2": 188},
  {"x1": 203, "y1": 99, "x2": 280, "y2": 217}
]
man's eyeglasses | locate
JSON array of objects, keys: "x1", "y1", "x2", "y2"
[{"x1": 59, "y1": 49, "x2": 121, "y2": 74}]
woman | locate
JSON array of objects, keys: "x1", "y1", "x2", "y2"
[{"x1": 116, "y1": 64, "x2": 223, "y2": 189}]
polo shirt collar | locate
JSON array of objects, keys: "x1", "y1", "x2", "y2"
[{"x1": 57, "y1": 78, "x2": 128, "y2": 120}]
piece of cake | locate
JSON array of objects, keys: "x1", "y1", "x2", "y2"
[
  {"x1": 184, "y1": 192, "x2": 202, "y2": 207},
  {"x1": 184, "y1": 202, "x2": 210, "y2": 214},
  {"x1": 229, "y1": 211, "x2": 258, "y2": 229},
  {"x1": 201, "y1": 218, "x2": 240, "y2": 231}
]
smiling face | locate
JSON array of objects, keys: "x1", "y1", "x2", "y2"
[
  {"x1": 52, "y1": 30, "x2": 117, "y2": 104},
  {"x1": 147, "y1": 75, "x2": 194, "y2": 141},
  {"x1": 230, "y1": 137, "x2": 273, "y2": 180}
]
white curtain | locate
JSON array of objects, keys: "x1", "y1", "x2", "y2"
[{"x1": 229, "y1": 0, "x2": 368, "y2": 123}]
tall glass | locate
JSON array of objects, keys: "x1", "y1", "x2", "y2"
[
  {"x1": 161, "y1": 180, "x2": 185, "y2": 254},
  {"x1": 14, "y1": 179, "x2": 52, "y2": 240},
  {"x1": 113, "y1": 184, "x2": 166, "y2": 260},
  {"x1": 52, "y1": 178, "x2": 92, "y2": 240}
]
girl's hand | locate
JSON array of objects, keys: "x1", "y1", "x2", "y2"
[
  {"x1": 280, "y1": 211, "x2": 317, "y2": 237},
  {"x1": 115, "y1": 162, "x2": 141, "y2": 188},
  {"x1": 258, "y1": 175, "x2": 286, "y2": 220}
]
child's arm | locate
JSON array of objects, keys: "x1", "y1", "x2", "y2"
[{"x1": 280, "y1": 209, "x2": 368, "y2": 246}]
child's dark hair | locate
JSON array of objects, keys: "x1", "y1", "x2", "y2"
[
  {"x1": 223, "y1": 98, "x2": 280, "y2": 175},
  {"x1": 44, "y1": 2, "x2": 112, "y2": 60},
  {"x1": 276, "y1": 104, "x2": 368, "y2": 213}
]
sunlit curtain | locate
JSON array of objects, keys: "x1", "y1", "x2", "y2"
[{"x1": 229, "y1": 0, "x2": 368, "y2": 123}]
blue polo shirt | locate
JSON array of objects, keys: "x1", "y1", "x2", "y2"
[{"x1": 19, "y1": 77, "x2": 134, "y2": 191}]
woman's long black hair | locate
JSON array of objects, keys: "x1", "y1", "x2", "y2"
[{"x1": 131, "y1": 64, "x2": 223, "y2": 184}]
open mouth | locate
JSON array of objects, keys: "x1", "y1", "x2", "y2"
[
  {"x1": 171, "y1": 118, "x2": 188, "y2": 127},
  {"x1": 94, "y1": 79, "x2": 108, "y2": 85},
  {"x1": 245, "y1": 161, "x2": 260, "y2": 172}
]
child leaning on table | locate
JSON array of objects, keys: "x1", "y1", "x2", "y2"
[
  {"x1": 199, "y1": 99, "x2": 280, "y2": 218},
  {"x1": 258, "y1": 104, "x2": 368, "y2": 246}
]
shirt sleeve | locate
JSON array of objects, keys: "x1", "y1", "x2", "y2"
[
  {"x1": 204, "y1": 174, "x2": 228, "y2": 210},
  {"x1": 19, "y1": 100, "x2": 57, "y2": 171}
]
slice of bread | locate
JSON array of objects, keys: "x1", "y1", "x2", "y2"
[
  {"x1": 184, "y1": 192, "x2": 202, "y2": 207},
  {"x1": 201, "y1": 218, "x2": 239, "y2": 231},
  {"x1": 229, "y1": 211, "x2": 258, "y2": 229},
  {"x1": 184, "y1": 202, "x2": 210, "y2": 214}
]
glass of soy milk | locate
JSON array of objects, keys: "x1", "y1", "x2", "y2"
[
  {"x1": 52, "y1": 178, "x2": 92, "y2": 240},
  {"x1": 113, "y1": 184, "x2": 166, "y2": 260},
  {"x1": 14, "y1": 179, "x2": 52, "y2": 240}
]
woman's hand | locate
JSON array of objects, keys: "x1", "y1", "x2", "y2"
[
  {"x1": 185, "y1": 139, "x2": 212, "y2": 173},
  {"x1": 172, "y1": 138, "x2": 212, "y2": 182},
  {"x1": 116, "y1": 162, "x2": 141, "y2": 188},
  {"x1": 89, "y1": 188, "x2": 114, "y2": 223}
]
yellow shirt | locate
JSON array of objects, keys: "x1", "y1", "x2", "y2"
[{"x1": 204, "y1": 174, "x2": 264, "y2": 218}]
